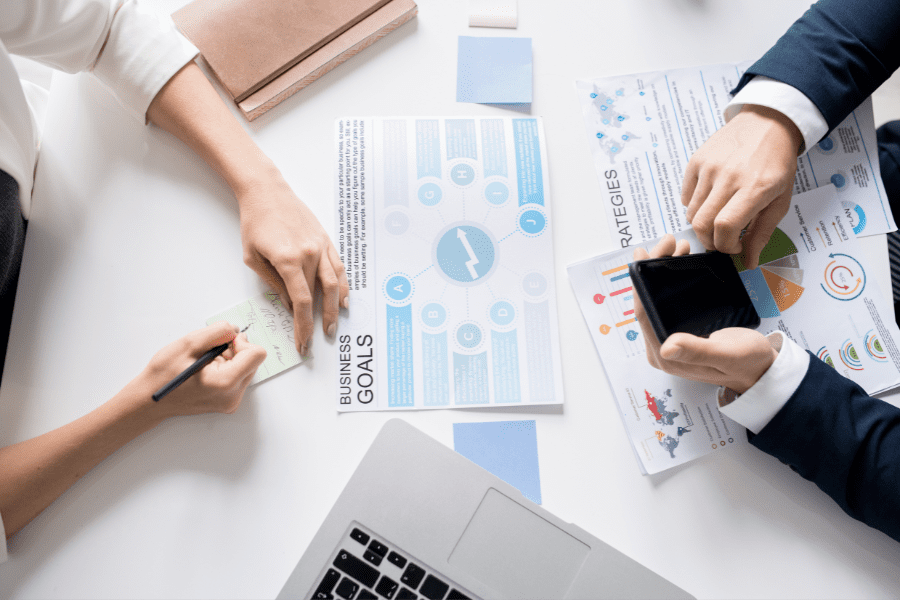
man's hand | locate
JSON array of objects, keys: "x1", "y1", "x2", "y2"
[
  {"x1": 136, "y1": 321, "x2": 267, "y2": 416},
  {"x1": 681, "y1": 104, "x2": 802, "y2": 270},
  {"x1": 633, "y1": 235, "x2": 778, "y2": 393},
  {"x1": 238, "y1": 175, "x2": 349, "y2": 357}
]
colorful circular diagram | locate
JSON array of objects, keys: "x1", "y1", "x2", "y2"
[
  {"x1": 821, "y1": 252, "x2": 866, "y2": 301},
  {"x1": 864, "y1": 330, "x2": 888, "y2": 361},
  {"x1": 817, "y1": 346, "x2": 835, "y2": 369},
  {"x1": 839, "y1": 339, "x2": 864, "y2": 370},
  {"x1": 731, "y1": 227, "x2": 804, "y2": 318}
]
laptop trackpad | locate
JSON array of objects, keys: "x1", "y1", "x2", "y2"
[{"x1": 448, "y1": 488, "x2": 590, "y2": 599}]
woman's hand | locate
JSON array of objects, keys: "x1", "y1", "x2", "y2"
[
  {"x1": 238, "y1": 175, "x2": 349, "y2": 357},
  {"x1": 633, "y1": 235, "x2": 778, "y2": 393},
  {"x1": 133, "y1": 321, "x2": 267, "y2": 416},
  {"x1": 146, "y1": 62, "x2": 349, "y2": 360}
]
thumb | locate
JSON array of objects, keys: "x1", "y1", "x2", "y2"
[
  {"x1": 660, "y1": 333, "x2": 725, "y2": 369},
  {"x1": 222, "y1": 333, "x2": 267, "y2": 381}
]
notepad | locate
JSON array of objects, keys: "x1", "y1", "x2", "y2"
[
  {"x1": 207, "y1": 291, "x2": 305, "y2": 384},
  {"x1": 457, "y1": 36, "x2": 532, "y2": 104},
  {"x1": 453, "y1": 420, "x2": 542, "y2": 504}
]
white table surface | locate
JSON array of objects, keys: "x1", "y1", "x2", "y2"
[{"x1": 3, "y1": 1, "x2": 900, "y2": 598}]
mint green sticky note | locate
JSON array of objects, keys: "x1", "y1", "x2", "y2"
[{"x1": 207, "y1": 291, "x2": 303, "y2": 384}]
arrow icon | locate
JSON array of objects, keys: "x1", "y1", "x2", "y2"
[{"x1": 457, "y1": 228, "x2": 480, "y2": 279}]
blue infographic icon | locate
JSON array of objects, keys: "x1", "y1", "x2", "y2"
[
  {"x1": 434, "y1": 223, "x2": 497, "y2": 286},
  {"x1": 831, "y1": 173, "x2": 846, "y2": 188},
  {"x1": 456, "y1": 323, "x2": 483, "y2": 349},
  {"x1": 817, "y1": 136, "x2": 837, "y2": 155},
  {"x1": 384, "y1": 211, "x2": 409, "y2": 235},
  {"x1": 522, "y1": 272, "x2": 547, "y2": 297},
  {"x1": 450, "y1": 164, "x2": 476, "y2": 187},
  {"x1": 842, "y1": 200, "x2": 867, "y2": 235},
  {"x1": 421, "y1": 302, "x2": 447, "y2": 327},
  {"x1": 418, "y1": 183, "x2": 442, "y2": 206},
  {"x1": 489, "y1": 301, "x2": 515, "y2": 326},
  {"x1": 385, "y1": 274, "x2": 412, "y2": 302},
  {"x1": 484, "y1": 181, "x2": 509, "y2": 205},
  {"x1": 519, "y1": 209, "x2": 546, "y2": 235},
  {"x1": 626, "y1": 330, "x2": 639, "y2": 341}
]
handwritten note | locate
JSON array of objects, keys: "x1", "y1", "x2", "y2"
[{"x1": 207, "y1": 291, "x2": 304, "y2": 384}]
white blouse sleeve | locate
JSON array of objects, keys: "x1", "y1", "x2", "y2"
[{"x1": 0, "y1": 0, "x2": 198, "y2": 120}]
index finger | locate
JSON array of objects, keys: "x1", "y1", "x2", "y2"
[
  {"x1": 219, "y1": 333, "x2": 267, "y2": 382},
  {"x1": 279, "y1": 262, "x2": 315, "y2": 356},
  {"x1": 186, "y1": 321, "x2": 239, "y2": 355}
]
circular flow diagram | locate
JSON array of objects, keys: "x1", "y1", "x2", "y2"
[{"x1": 821, "y1": 252, "x2": 866, "y2": 301}]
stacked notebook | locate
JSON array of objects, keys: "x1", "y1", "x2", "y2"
[{"x1": 173, "y1": 0, "x2": 418, "y2": 120}]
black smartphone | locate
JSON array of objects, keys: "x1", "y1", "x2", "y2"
[{"x1": 628, "y1": 251, "x2": 760, "y2": 343}]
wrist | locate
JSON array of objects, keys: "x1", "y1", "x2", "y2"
[
  {"x1": 114, "y1": 374, "x2": 177, "y2": 427},
  {"x1": 228, "y1": 154, "x2": 282, "y2": 201},
  {"x1": 737, "y1": 104, "x2": 804, "y2": 154}
]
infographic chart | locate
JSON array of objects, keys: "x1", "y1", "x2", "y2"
[
  {"x1": 732, "y1": 228, "x2": 805, "y2": 318},
  {"x1": 576, "y1": 62, "x2": 896, "y2": 248},
  {"x1": 568, "y1": 185, "x2": 900, "y2": 474},
  {"x1": 335, "y1": 117, "x2": 564, "y2": 411}
]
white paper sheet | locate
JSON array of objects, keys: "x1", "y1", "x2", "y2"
[
  {"x1": 335, "y1": 117, "x2": 564, "y2": 411},
  {"x1": 576, "y1": 62, "x2": 896, "y2": 248}
]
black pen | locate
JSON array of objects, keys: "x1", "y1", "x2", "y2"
[{"x1": 152, "y1": 325, "x2": 251, "y2": 402}]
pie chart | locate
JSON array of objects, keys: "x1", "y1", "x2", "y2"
[{"x1": 732, "y1": 228, "x2": 805, "y2": 318}]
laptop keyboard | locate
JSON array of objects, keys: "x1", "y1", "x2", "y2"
[{"x1": 311, "y1": 523, "x2": 478, "y2": 600}]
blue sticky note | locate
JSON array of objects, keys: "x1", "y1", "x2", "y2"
[
  {"x1": 457, "y1": 36, "x2": 533, "y2": 104},
  {"x1": 453, "y1": 420, "x2": 542, "y2": 504}
]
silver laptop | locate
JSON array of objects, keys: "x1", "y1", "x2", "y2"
[{"x1": 278, "y1": 419, "x2": 693, "y2": 600}]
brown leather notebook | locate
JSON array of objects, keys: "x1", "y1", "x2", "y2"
[{"x1": 173, "y1": 0, "x2": 417, "y2": 120}]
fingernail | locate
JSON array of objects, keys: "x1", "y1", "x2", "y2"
[
  {"x1": 300, "y1": 345, "x2": 309, "y2": 358},
  {"x1": 342, "y1": 297, "x2": 350, "y2": 309},
  {"x1": 327, "y1": 323, "x2": 336, "y2": 338}
]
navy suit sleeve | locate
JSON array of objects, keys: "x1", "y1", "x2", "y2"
[
  {"x1": 750, "y1": 352, "x2": 900, "y2": 542},
  {"x1": 732, "y1": 0, "x2": 900, "y2": 136}
]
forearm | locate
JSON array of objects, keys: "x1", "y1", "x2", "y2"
[
  {"x1": 0, "y1": 382, "x2": 165, "y2": 538},
  {"x1": 750, "y1": 356, "x2": 900, "y2": 542},
  {"x1": 146, "y1": 61, "x2": 280, "y2": 200},
  {"x1": 733, "y1": 0, "x2": 900, "y2": 131}
]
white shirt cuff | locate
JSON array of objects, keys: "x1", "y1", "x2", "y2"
[
  {"x1": 724, "y1": 75, "x2": 828, "y2": 156},
  {"x1": 717, "y1": 331, "x2": 810, "y2": 434},
  {"x1": 91, "y1": 0, "x2": 198, "y2": 122}
]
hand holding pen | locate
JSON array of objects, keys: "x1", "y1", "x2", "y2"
[{"x1": 138, "y1": 322, "x2": 267, "y2": 415}]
